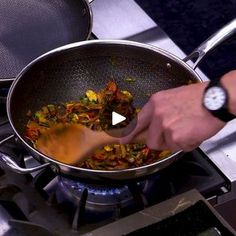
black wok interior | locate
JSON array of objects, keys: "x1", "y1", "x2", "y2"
[{"x1": 8, "y1": 43, "x2": 198, "y2": 142}]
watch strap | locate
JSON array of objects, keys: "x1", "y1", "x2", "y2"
[{"x1": 211, "y1": 107, "x2": 236, "y2": 122}]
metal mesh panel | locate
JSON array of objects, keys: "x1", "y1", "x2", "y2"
[{"x1": 0, "y1": 0, "x2": 91, "y2": 79}]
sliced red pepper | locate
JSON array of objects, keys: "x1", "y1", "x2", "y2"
[{"x1": 106, "y1": 81, "x2": 117, "y2": 93}]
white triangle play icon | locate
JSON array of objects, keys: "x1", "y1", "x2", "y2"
[{"x1": 112, "y1": 111, "x2": 126, "y2": 126}]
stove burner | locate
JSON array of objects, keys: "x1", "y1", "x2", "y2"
[
  {"x1": 59, "y1": 177, "x2": 137, "y2": 204},
  {"x1": 56, "y1": 176, "x2": 151, "y2": 223}
]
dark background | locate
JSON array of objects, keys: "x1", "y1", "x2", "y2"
[{"x1": 135, "y1": 0, "x2": 236, "y2": 80}]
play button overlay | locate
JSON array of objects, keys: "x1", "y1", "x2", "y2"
[
  {"x1": 101, "y1": 110, "x2": 137, "y2": 138},
  {"x1": 112, "y1": 111, "x2": 126, "y2": 126}
]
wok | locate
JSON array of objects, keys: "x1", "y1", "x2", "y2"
[
  {"x1": 0, "y1": 0, "x2": 94, "y2": 86},
  {"x1": 0, "y1": 19, "x2": 235, "y2": 181}
]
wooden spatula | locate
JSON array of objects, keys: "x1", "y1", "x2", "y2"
[{"x1": 35, "y1": 124, "x2": 146, "y2": 165}]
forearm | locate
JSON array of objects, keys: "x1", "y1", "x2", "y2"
[{"x1": 221, "y1": 70, "x2": 236, "y2": 115}]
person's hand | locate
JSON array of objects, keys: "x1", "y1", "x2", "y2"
[{"x1": 120, "y1": 81, "x2": 226, "y2": 152}]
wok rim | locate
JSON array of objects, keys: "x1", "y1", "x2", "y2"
[{"x1": 6, "y1": 39, "x2": 203, "y2": 175}]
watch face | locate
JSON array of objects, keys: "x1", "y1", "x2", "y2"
[{"x1": 203, "y1": 86, "x2": 226, "y2": 111}]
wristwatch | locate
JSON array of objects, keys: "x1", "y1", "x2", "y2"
[{"x1": 202, "y1": 77, "x2": 236, "y2": 122}]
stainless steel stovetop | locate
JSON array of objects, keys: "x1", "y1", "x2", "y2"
[{"x1": 1, "y1": 0, "x2": 236, "y2": 235}]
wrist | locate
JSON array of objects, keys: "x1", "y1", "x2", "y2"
[{"x1": 221, "y1": 70, "x2": 236, "y2": 116}]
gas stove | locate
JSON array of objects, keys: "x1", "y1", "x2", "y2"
[
  {"x1": 1, "y1": 0, "x2": 236, "y2": 235},
  {"x1": 0, "y1": 117, "x2": 231, "y2": 235}
]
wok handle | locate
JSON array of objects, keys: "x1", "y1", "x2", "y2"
[
  {"x1": 0, "y1": 77, "x2": 15, "y2": 85},
  {"x1": 0, "y1": 134, "x2": 51, "y2": 174},
  {"x1": 183, "y1": 18, "x2": 236, "y2": 70},
  {"x1": 0, "y1": 154, "x2": 51, "y2": 174}
]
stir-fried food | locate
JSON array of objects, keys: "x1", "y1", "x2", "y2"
[{"x1": 25, "y1": 81, "x2": 171, "y2": 170}]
